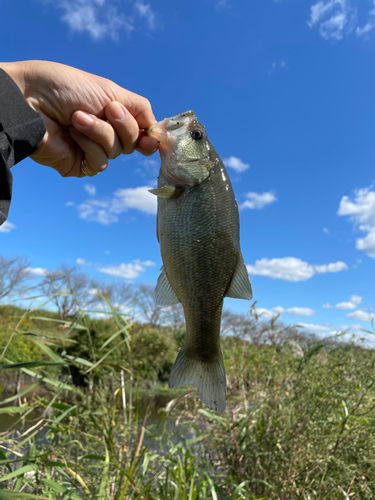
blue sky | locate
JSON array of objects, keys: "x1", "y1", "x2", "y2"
[{"x1": 1, "y1": 0, "x2": 375, "y2": 339}]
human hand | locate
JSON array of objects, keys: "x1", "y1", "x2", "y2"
[{"x1": 0, "y1": 60, "x2": 158, "y2": 177}]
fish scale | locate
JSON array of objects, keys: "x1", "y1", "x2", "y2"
[{"x1": 147, "y1": 111, "x2": 252, "y2": 412}]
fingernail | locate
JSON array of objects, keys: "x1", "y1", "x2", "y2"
[
  {"x1": 109, "y1": 102, "x2": 126, "y2": 120},
  {"x1": 76, "y1": 111, "x2": 93, "y2": 127}
]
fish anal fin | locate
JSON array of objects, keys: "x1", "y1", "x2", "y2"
[
  {"x1": 225, "y1": 252, "x2": 253, "y2": 300},
  {"x1": 154, "y1": 266, "x2": 180, "y2": 306},
  {"x1": 169, "y1": 346, "x2": 226, "y2": 413}
]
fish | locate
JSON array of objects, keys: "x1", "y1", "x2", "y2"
[{"x1": 147, "y1": 111, "x2": 252, "y2": 412}]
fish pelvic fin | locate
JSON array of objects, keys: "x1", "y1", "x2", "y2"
[
  {"x1": 169, "y1": 347, "x2": 226, "y2": 413},
  {"x1": 154, "y1": 266, "x2": 180, "y2": 306},
  {"x1": 225, "y1": 251, "x2": 253, "y2": 300}
]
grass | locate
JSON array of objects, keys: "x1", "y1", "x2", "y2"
[{"x1": 0, "y1": 288, "x2": 375, "y2": 499}]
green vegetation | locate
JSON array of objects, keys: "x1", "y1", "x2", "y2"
[{"x1": 0, "y1": 284, "x2": 375, "y2": 499}]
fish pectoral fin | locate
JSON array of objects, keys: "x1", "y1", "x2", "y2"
[
  {"x1": 225, "y1": 252, "x2": 253, "y2": 300},
  {"x1": 148, "y1": 186, "x2": 183, "y2": 199},
  {"x1": 154, "y1": 266, "x2": 180, "y2": 306}
]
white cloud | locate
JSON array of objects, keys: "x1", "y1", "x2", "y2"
[
  {"x1": 254, "y1": 305, "x2": 316, "y2": 317},
  {"x1": 295, "y1": 322, "x2": 371, "y2": 340},
  {"x1": 323, "y1": 227, "x2": 330, "y2": 234},
  {"x1": 255, "y1": 307, "x2": 283, "y2": 318},
  {"x1": 48, "y1": 0, "x2": 158, "y2": 41},
  {"x1": 98, "y1": 260, "x2": 155, "y2": 279},
  {"x1": 314, "y1": 262, "x2": 348, "y2": 273},
  {"x1": 339, "y1": 323, "x2": 363, "y2": 332},
  {"x1": 77, "y1": 185, "x2": 156, "y2": 225},
  {"x1": 356, "y1": 232, "x2": 375, "y2": 257},
  {"x1": 346, "y1": 310, "x2": 375, "y2": 322},
  {"x1": 248, "y1": 257, "x2": 314, "y2": 282},
  {"x1": 287, "y1": 307, "x2": 316, "y2": 316},
  {"x1": 76, "y1": 258, "x2": 92, "y2": 266},
  {"x1": 297, "y1": 322, "x2": 332, "y2": 332},
  {"x1": 104, "y1": 250, "x2": 111, "y2": 254},
  {"x1": 246, "y1": 257, "x2": 348, "y2": 282},
  {"x1": 25, "y1": 267, "x2": 50, "y2": 276},
  {"x1": 65, "y1": 201, "x2": 75, "y2": 207},
  {"x1": 253, "y1": 305, "x2": 316, "y2": 317},
  {"x1": 223, "y1": 156, "x2": 250, "y2": 173},
  {"x1": 338, "y1": 187, "x2": 375, "y2": 258},
  {"x1": 54, "y1": 0, "x2": 133, "y2": 40},
  {"x1": 84, "y1": 184, "x2": 97, "y2": 196},
  {"x1": 134, "y1": 0, "x2": 156, "y2": 30},
  {"x1": 240, "y1": 192, "x2": 277, "y2": 210},
  {"x1": 78, "y1": 199, "x2": 119, "y2": 225},
  {"x1": 356, "y1": 1, "x2": 375, "y2": 36},
  {"x1": 307, "y1": 0, "x2": 355, "y2": 40},
  {"x1": 0, "y1": 221, "x2": 16, "y2": 233},
  {"x1": 323, "y1": 294, "x2": 362, "y2": 310},
  {"x1": 308, "y1": 0, "x2": 375, "y2": 40},
  {"x1": 111, "y1": 187, "x2": 157, "y2": 215}
]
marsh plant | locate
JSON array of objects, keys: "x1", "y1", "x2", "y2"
[{"x1": 0, "y1": 279, "x2": 374, "y2": 499}]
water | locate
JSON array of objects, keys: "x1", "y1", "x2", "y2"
[{"x1": 0, "y1": 383, "x2": 186, "y2": 434}]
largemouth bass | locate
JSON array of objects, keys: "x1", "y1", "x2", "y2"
[{"x1": 147, "y1": 111, "x2": 252, "y2": 412}]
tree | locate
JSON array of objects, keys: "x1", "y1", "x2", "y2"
[
  {"x1": 221, "y1": 310, "x2": 248, "y2": 337},
  {"x1": 41, "y1": 265, "x2": 90, "y2": 318},
  {"x1": 89, "y1": 281, "x2": 135, "y2": 314},
  {"x1": 163, "y1": 303, "x2": 185, "y2": 331},
  {"x1": 133, "y1": 283, "x2": 162, "y2": 326},
  {"x1": 0, "y1": 255, "x2": 29, "y2": 300}
]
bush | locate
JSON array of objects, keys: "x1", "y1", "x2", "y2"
[
  {"x1": 130, "y1": 325, "x2": 179, "y2": 383},
  {"x1": 197, "y1": 336, "x2": 375, "y2": 499},
  {"x1": 1, "y1": 292, "x2": 375, "y2": 499}
]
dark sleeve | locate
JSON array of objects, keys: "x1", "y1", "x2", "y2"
[{"x1": 0, "y1": 68, "x2": 46, "y2": 225}]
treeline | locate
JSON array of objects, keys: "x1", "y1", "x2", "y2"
[
  {"x1": 0, "y1": 254, "x2": 349, "y2": 391},
  {"x1": 0, "y1": 255, "x2": 331, "y2": 342},
  {"x1": 0, "y1": 254, "x2": 184, "y2": 325}
]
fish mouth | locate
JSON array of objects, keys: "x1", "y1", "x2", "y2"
[
  {"x1": 164, "y1": 111, "x2": 196, "y2": 131},
  {"x1": 146, "y1": 111, "x2": 196, "y2": 137}
]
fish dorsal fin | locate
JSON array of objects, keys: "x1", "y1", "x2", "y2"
[
  {"x1": 225, "y1": 252, "x2": 253, "y2": 300},
  {"x1": 154, "y1": 266, "x2": 180, "y2": 306}
]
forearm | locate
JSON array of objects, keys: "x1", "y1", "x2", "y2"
[
  {"x1": 0, "y1": 61, "x2": 26, "y2": 94},
  {"x1": 0, "y1": 67, "x2": 46, "y2": 164},
  {"x1": 0, "y1": 65, "x2": 46, "y2": 225}
]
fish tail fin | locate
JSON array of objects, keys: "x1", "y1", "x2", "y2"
[{"x1": 168, "y1": 347, "x2": 227, "y2": 413}]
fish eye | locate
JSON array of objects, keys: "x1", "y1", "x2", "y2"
[{"x1": 191, "y1": 130, "x2": 204, "y2": 140}]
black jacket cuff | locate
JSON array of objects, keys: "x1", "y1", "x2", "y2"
[{"x1": 0, "y1": 67, "x2": 46, "y2": 225}]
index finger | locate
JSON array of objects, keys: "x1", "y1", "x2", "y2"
[{"x1": 115, "y1": 87, "x2": 156, "y2": 129}]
